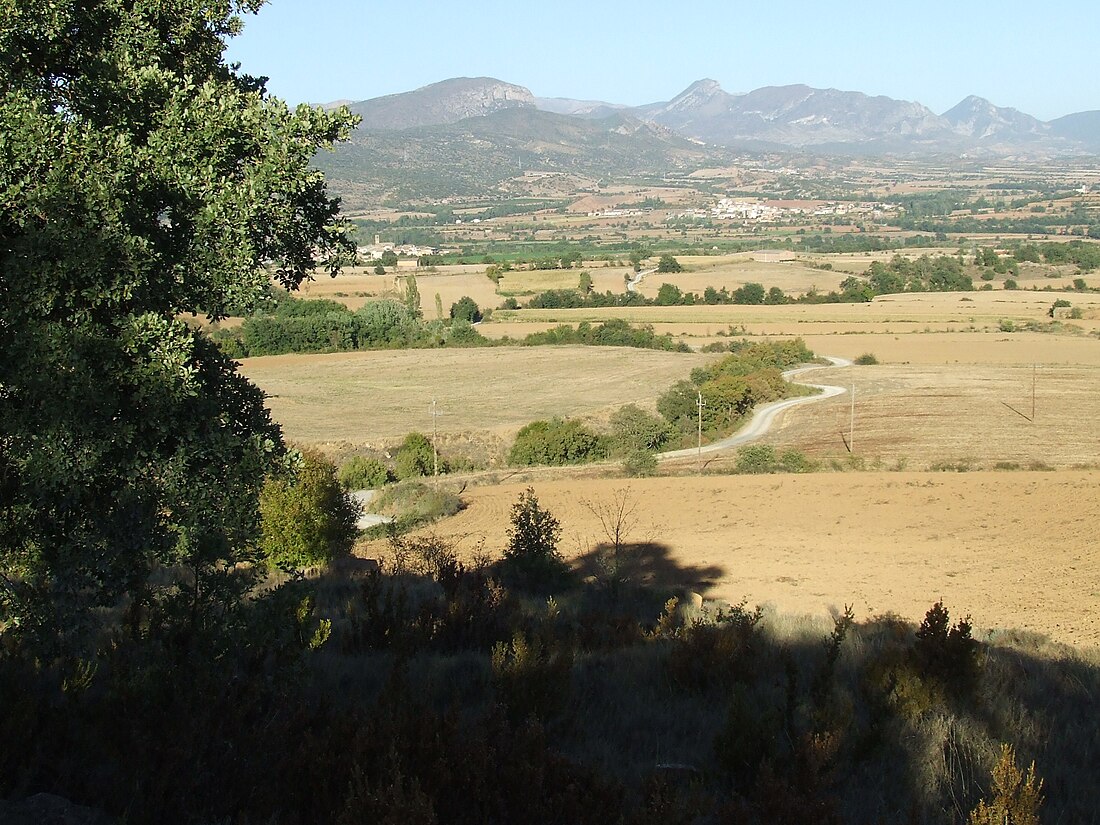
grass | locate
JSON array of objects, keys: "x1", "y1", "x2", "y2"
[{"x1": 239, "y1": 345, "x2": 715, "y2": 448}]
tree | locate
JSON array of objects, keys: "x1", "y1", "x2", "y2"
[
  {"x1": 260, "y1": 449, "x2": 360, "y2": 570},
  {"x1": 394, "y1": 432, "x2": 438, "y2": 480},
  {"x1": 505, "y1": 488, "x2": 562, "y2": 562},
  {"x1": 656, "y1": 254, "x2": 683, "y2": 273},
  {"x1": 404, "y1": 274, "x2": 422, "y2": 317},
  {"x1": 578, "y1": 271, "x2": 593, "y2": 294},
  {"x1": 733, "y1": 282, "x2": 766, "y2": 305},
  {"x1": 655, "y1": 282, "x2": 684, "y2": 306},
  {"x1": 450, "y1": 296, "x2": 482, "y2": 324},
  {"x1": 609, "y1": 404, "x2": 672, "y2": 454},
  {"x1": 0, "y1": 1, "x2": 358, "y2": 650}
]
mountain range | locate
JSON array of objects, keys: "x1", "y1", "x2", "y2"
[
  {"x1": 314, "y1": 77, "x2": 1099, "y2": 207},
  {"x1": 336, "y1": 76, "x2": 1100, "y2": 155}
]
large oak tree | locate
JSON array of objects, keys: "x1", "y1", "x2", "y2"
[{"x1": 0, "y1": 0, "x2": 357, "y2": 650}]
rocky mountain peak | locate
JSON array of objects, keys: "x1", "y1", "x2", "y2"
[{"x1": 349, "y1": 77, "x2": 535, "y2": 130}]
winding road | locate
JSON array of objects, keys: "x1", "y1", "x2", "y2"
[{"x1": 657, "y1": 356, "x2": 852, "y2": 461}]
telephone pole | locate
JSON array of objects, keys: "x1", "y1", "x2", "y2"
[
  {"x1": 697, "y1": 391, "x2": 707, "y2": 473},
  {"x1": 430, "y1": 398, "x2": 440, "y2": 477},
  {"x1": 849, "y1": 381, "x2": 855, "y2": 453}
]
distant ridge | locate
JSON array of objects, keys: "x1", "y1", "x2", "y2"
[
  {"x1": 1049, "y1": 110, "x2": 1100, "y2": 151},
  {"x1": 333, "y1": 76, "x2": 1096, "y2": 155},
  {"x1": 347, "y1": 77, "x2": 534, "y2": 130},
  {"x1": 317, "y1": 77, "x2": 1099, "y2": 206}
]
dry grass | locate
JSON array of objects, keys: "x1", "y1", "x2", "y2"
[
  {"x1": 238, "y1": 345, "x2": 715, "y2": 449},
  {"x1": 741, "y1": 362, "x2": 1100, "y2": 468}
]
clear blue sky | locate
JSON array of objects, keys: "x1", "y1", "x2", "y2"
[{"x1": 225, "y1": 0, "x2": 1097, "y2": 121}]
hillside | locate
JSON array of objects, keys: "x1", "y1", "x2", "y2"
[
  {"x1": 347, "y1": 76, "x2": 535, "y2": 130},
  {"x1": 317, "y1": 106, "x2": 713, "y2": 207}
]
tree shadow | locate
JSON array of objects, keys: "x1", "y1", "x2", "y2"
[{"x1": 571, "y1": 541, "x2": 725, "y2": 597}]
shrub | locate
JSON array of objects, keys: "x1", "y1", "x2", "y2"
[
  {"x1": 394, "y1": 432, "x2": 443, "y2": 479},
  {"x1": 1004, "y1": 279, "x2": 1018, "y2": 290},
  {"x1": 968, "y1": 744, "x2": 1044, "y2": 825},
  {"x1": 778, "y1": 449, "x2": 815, "y2": 473},
  {"x1": 260, "y1": 449, "x2": 361, "y2": 570},
  {"x1": 854, "y1": 352, "x2": 878, "y2": 365},
  {"x1": 368, "y1": 480, "x2": 463, "y2": 532},
  {"x1": 998, "y1": 319, "x2": 1016, "y2": 332},
  {"x1": 667, "y1": 602, "x2": 763, "y2": 692},
  {"x1": 491, "y1": 632, "x2": 573, "y2": 724},
  {"x1": 450, "y1": 295, "x2": 482, "y2": 324},
  {"x1": 609, "y1": 404, "x2": 672, "y2": 454},
  {"x1": 508, "y1": 418, "x2": 608, "y2": 466},
  {"x1": 622, "y1": 448, "x2": 658, "y2": 477},
  {"x1": 338, "y1": 455, "x2": 391, "y2": 489},
  {"x1": 736, "y1": 444, "x2": 777, "y2": 474},
  {"x1": 913, "y1": 600, "x2": 981, "y2": 697}
]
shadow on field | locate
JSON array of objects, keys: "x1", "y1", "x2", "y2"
[{"x1": 571, "y1": 540, "x2": 724, "y2": 596}]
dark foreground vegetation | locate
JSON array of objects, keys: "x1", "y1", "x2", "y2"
[{"x1": 3, "y1": 488, "x2": 1097, "y2": 824}]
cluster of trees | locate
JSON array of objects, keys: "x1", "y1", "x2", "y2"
[
  {"x1": 525, "y1": 283, "x2": 791, "y2": 309},
  {"x1": 1007, "y1": 239, "x2": 1100, "y2": 272},
  {"x1": 657, "y1": 281, "x2": 791, "y2": 306},
  {"x1": 657, "y1": 339, "x2": 814, "y2": 439},
  {"x1": 509, "y1": 339, "x2": 814, "y2": 468},
  {"x1": 517, "y1": 319, "x2": 691, "y2": 352},
  {"x1": 212, "y1": 295, "x2": 485, "y2": 357}
]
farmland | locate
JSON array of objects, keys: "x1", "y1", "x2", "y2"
[
  {"x1": 242, "y1": 266, "x2": 1100, "y2": 652},
  {"x1": 236, "y1": 154, "x2": 1100, "y2": 663}
]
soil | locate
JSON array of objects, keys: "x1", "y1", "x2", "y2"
[{"x1": 382, "y1": 471, "x2": 1100, "y2": 648}]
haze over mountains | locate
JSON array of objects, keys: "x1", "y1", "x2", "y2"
[{"x1": 337, "y1": 76, "x2": 1100, "y2": 155}]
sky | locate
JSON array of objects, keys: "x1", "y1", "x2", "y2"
[{"x1": 224, "y1": 0, "x2": 1098, "y2": 121}]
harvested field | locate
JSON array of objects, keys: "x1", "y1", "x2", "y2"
[
  {"x1": 385, "y1": 471, "x2": 1100, "y2": 647},
  {"x1": 297, "y1": 267, "x2": 502, "y2": 313},
  {"x1": 238, "y1": 345, "x2": 714, "y2": 447},
  {"x1": 723, "y1": 362, "x2": 1100, "y2": 469}
]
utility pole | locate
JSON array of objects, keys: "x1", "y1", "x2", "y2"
[
  {"x1": 430, "y1": 398, "x2": 440, "y2": 477},
  {"x1": 697, "y1": 391, "x2": 706, "y2": 473},
  {"x1": 1032, "y1": 363, "x2": 1036, "y2": 423},
  {"x1": 849, "y1": 382, "x2": 855, "y2": 453}
]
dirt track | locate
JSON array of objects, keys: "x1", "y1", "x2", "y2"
[{"x1": 393, "y1": 471, "x2": 1100, "y2": 648}]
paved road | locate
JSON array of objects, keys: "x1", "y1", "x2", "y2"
[
  {"x1": 626, "y1": 267, "x2": 657, "y2": 293},
  {"x1": 349, "y1": 489, "x2": 393, "y2": 529},
  {"x1": 657, "y1": 356, "x2": 852, "y2": 461}
]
